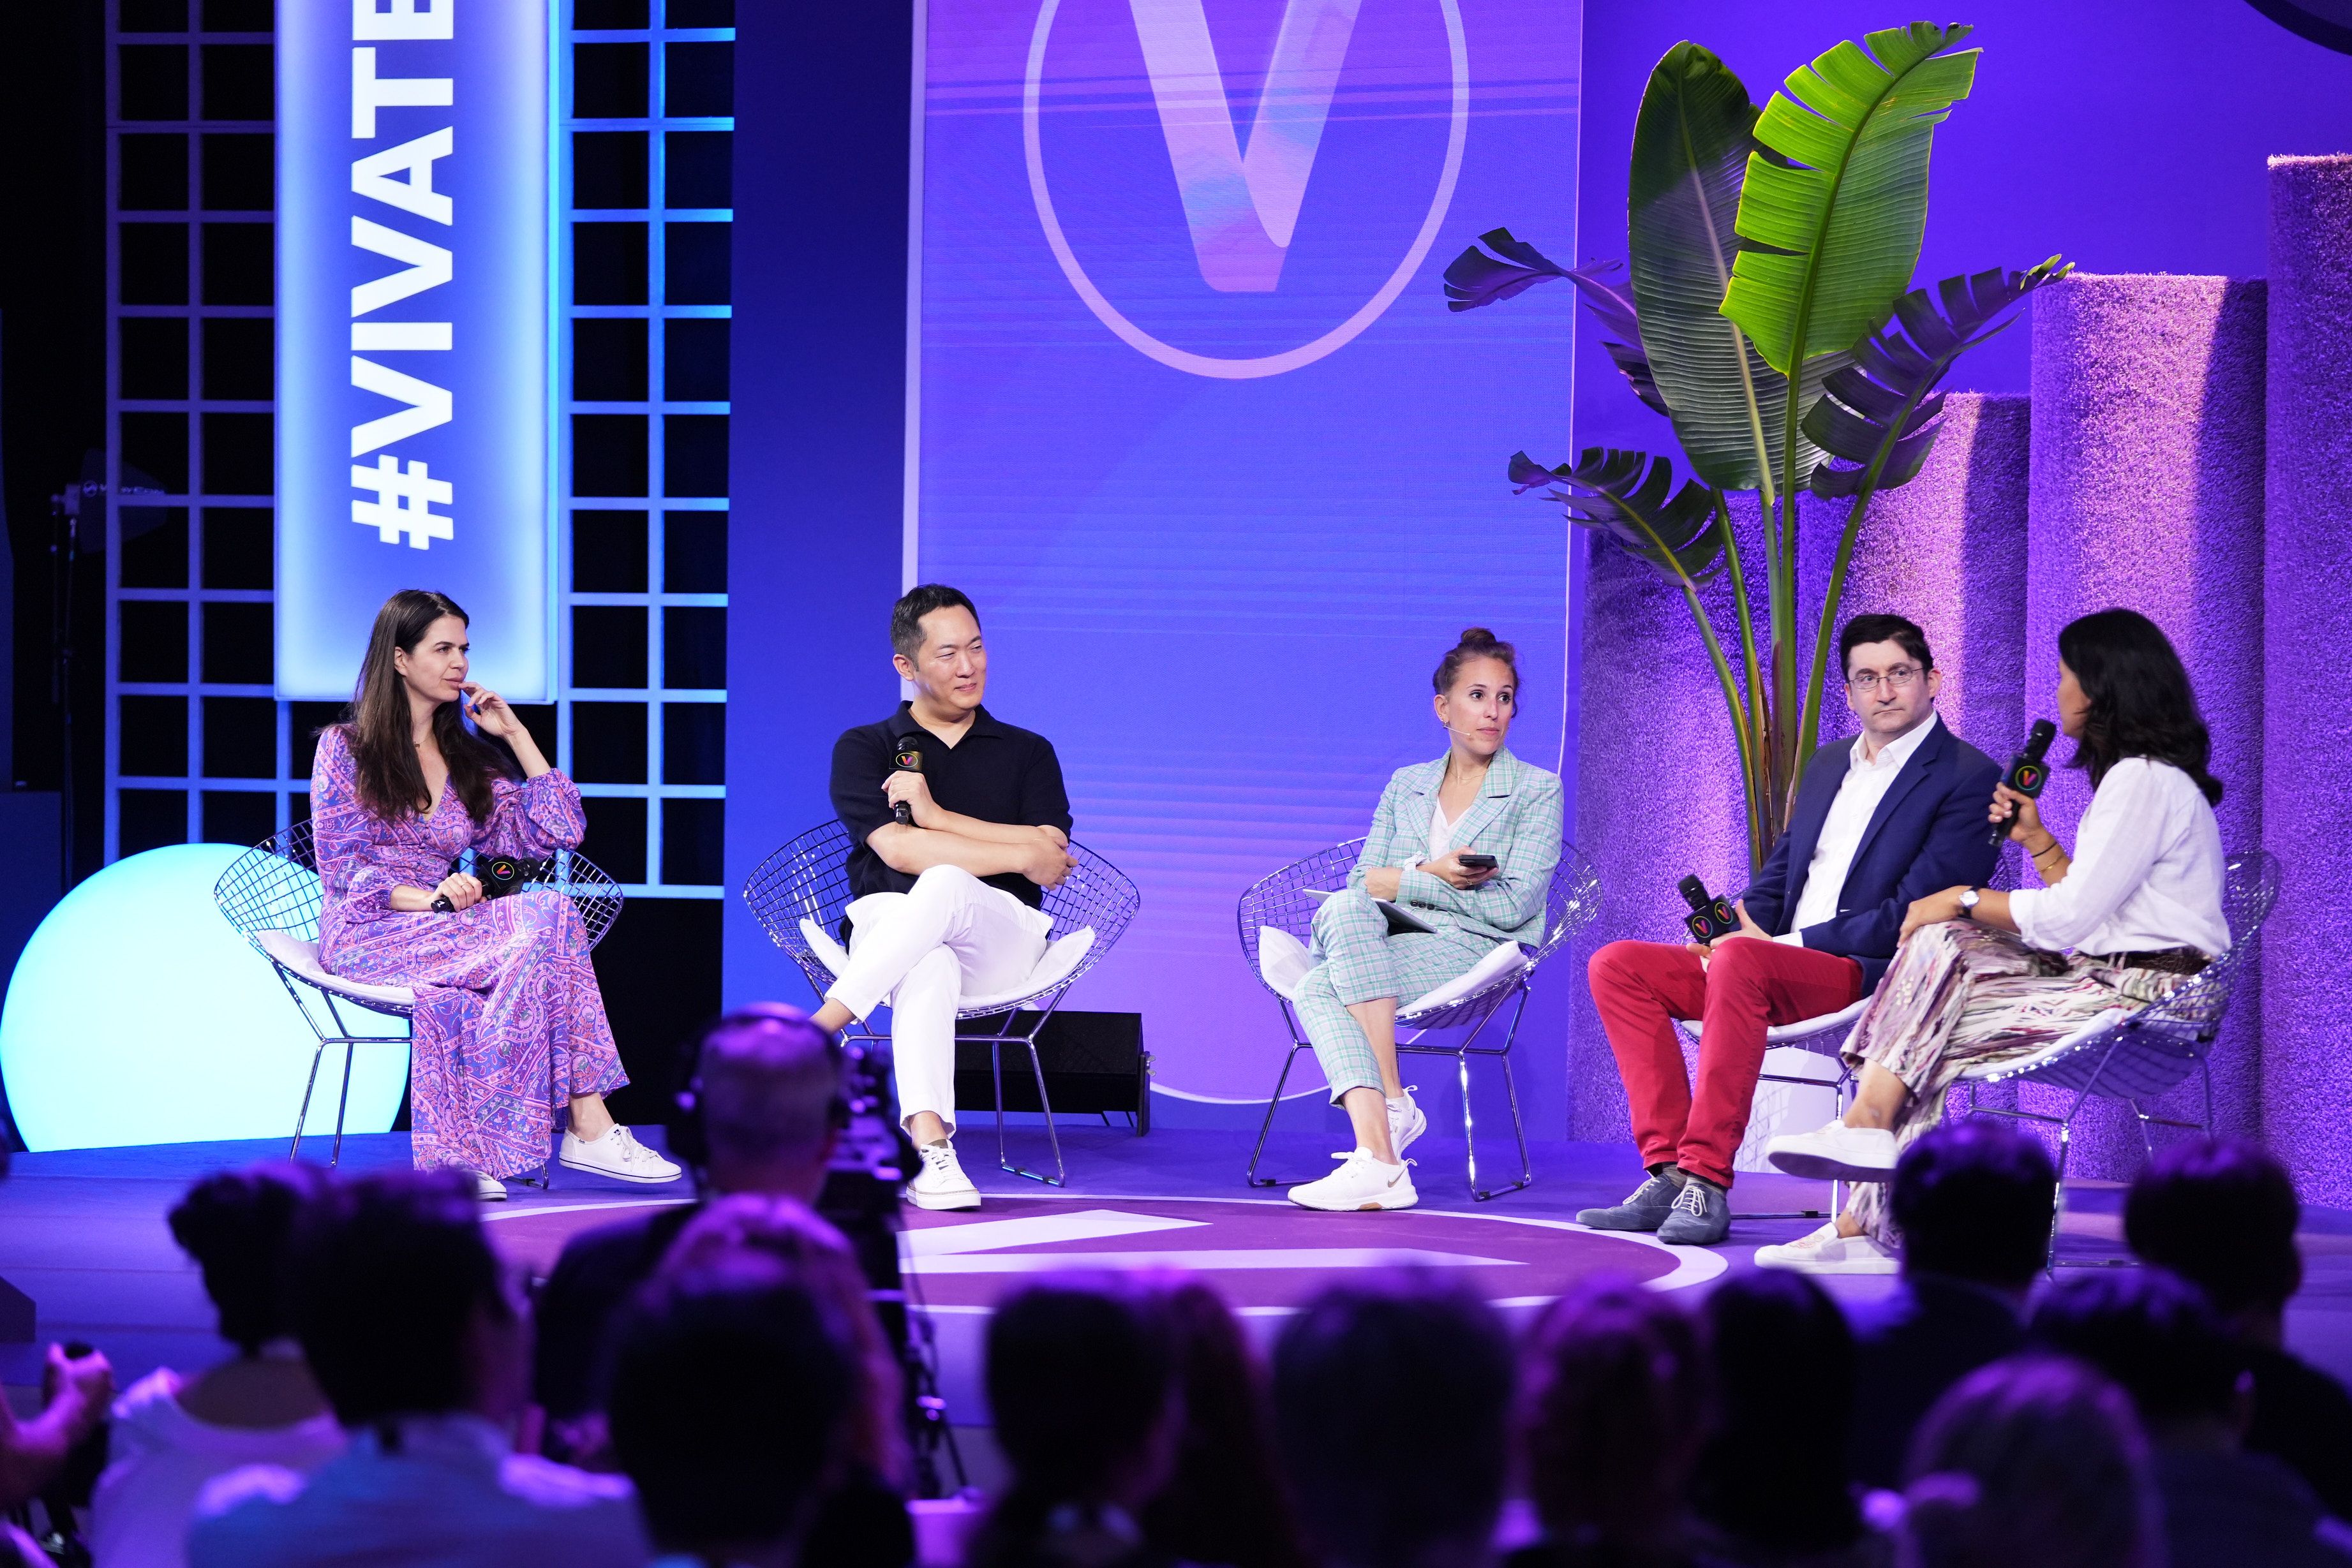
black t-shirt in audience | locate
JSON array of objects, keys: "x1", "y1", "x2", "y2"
[
  {"x1": 2245, "y1": 1342, "x2": 2352, "y2": 1520},
  {"x1": 831, "y1": 702, "x2": 1073, "y2": 908}
]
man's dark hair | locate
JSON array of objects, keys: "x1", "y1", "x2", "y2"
[
  {"x1": 2030, "y1": 1269, "x2": 2245, "y2": 1426},
  {"x1": 890, "y1": 584, "x2": 979, "y2": 660},
  {"x1": 168, "y1": 1160, "x2": 328, "y2": 1357},
  {"x1": 1699, "y1": 1271, "x2": 1858, "y2": 1553},
  {"x1": 1274, "y1": 1281, "x2": 1515, "y2": 1568},
  {"x1": 2124, "y1": 1137, "x2": 2302, "y2": 1318},
  {"x1": 1839, "y1": 613, "x2": 1934, "y2": 676},
  {"x1": 1890, "y1": 1120, "x2": 2057, "y2": 1287},
  {"x1": 287, "y1": 1169, "x2": 513, "y2": 1426},
  {"x1": 608, "y1": 1255, "x2": 856, "y2": 1553}
]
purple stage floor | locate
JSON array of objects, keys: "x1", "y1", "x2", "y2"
[{"x1": 5, "y1": 1125, "x2": 2349, "y2": 1431}]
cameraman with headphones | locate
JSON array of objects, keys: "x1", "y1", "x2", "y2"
[{"x1": 533, "y1": 1005, "x2": 845, "y2": 1446}]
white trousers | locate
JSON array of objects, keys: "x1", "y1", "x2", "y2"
[{"x1": 825, "y1": 865, "x2": 1052, "y2": 1138}]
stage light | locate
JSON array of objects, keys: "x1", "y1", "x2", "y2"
[{"x1": 0, "y1": 845, "x2": 409, "y2": 1153}]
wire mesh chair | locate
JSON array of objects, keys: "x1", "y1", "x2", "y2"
[
  {"x1": 1238, "y1": 838, "x2": 1603, "y2": 1199},
  {"x1": 742, "y1": 820, "x2": 1142, "y2": 1185},
  {"x1": 1956, "y1": 850, "x2": 2279, "y2": 1208},
  {"x1": 212, "y1": 820, "x2": 626, "y2": 1167},
  {"x1": 1676, "y1": 997, "x2": 1873, "y2": 1219}
]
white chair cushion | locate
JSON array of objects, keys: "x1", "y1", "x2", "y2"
[
  {"x1": 1258, "y1": 928, "x2": 1528, "y2": 1017},
  {"x1": 1257, "y1": 926, "x2": 1313, "y2": 1001},
  {"x1": 1401, "y1": 940, "x2": 1530, "y2": 1020},
  {"x1": 802, "y1": 916, "x2": 1098, "y2": 1013},
  {"x1": 1956, "y1": 1006, "x2": 2137, "y2": 1081},
  {"x1": 1675, "y1": 994, "x2": 1873, "y2": 1045},
  {"x1": 253, "y1": 929, "x2": 416, "y2": 1009}
]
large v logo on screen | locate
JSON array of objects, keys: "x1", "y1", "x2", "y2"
[{"x1": 1129, "y1": 0, "x2": 1364, "y2": 292}]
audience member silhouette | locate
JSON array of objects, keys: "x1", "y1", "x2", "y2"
[
  {"x1": 967, "y1": 1278, "x2": 1183, "y2": 1568},
  {"x1": 1899, "y1": 1356, "x2": 2159, "y2": 1568},
  {"x1": 536, "y1": 1004, "x2": 843, "y2": 1441},
  {"x1": 1511, "y1": 1276, "x2": 1709, "y2": 1568},
  {"x1": 1138, "y1": 1277, "x2": 1314, "y2": 1568},
  {"x1": 1274, "y1": 1280, "x2": 1515, "y2": 1568},
  {"x1": 2125, "y1": 1136, "x2": 2352, "y2": 1515},
  {"x1": 607, "y1": 1252, "x2": 856, "y2": 1568},
  {"x1": 2030, "y1": 1269, "x2": 2352, "y2": 1567},
  {"x1": 660, "y1": 1195, "x2": 914, "y2": 1567},
  {"x1": 1846, "y1": 1121, "x2": 2053, "y2": 1490},
  {"x1": 90, "y1": 1162, "x2": 343, "y2": 1568},
  {"x1": 188, "y1": 1169, "x2": 646, "y2": 1568},
  {"x1": 1694, "y1": 1271, "x2": 1888, "y2": 1567}
]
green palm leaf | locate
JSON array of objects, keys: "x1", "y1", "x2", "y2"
[
  {"x1": 1627, "y1": 41, "x2": 1839, "y2": 501},
  {"x1": 1721, "y1": 23, "x2": 1979, "y2": 378},
  {"x1": 1510, "y1": 448, "x2": 1725, "y2": 584}
]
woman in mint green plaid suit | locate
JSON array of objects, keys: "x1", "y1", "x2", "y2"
[{"x1": 1288, "y1": 628, "x2": 1565, "y2": 1212}]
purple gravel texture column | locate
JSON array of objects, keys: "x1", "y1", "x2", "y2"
[
  {"x1": 1565, "y1": 529, "x2": 1750, "y2": 1144},
  {"x1": 2026, "y1": 272, "x2": 2268, "y2": 1176},
  {"x1": 2263, "y1": 156, "x2": 2352, "y2": 1206},
  {"x1": 1813, "y1": 394, "x2": 2032, "y2": 761}
]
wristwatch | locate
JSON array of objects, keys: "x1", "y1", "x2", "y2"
[{"x1": 1957, "y1": 887, "x2": 1981, "y2": 918}]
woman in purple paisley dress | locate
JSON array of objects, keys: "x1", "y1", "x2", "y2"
[{"x1": 311, "y1": 589, "x2": 681, "y2": 1201}]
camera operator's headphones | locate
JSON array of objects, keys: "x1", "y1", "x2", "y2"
[{"x1": 669, "y1": 1004, "x2": 851, "y2": 1177}]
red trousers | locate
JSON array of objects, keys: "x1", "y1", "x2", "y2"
[{"x1": 1588, "y1": 938, "x2": 1864, "y2": 1188}]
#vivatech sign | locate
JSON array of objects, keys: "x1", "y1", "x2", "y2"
[{"x1": 278, "y1": 0, "x2": 552, "y2": 700}]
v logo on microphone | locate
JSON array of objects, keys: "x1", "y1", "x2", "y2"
[{"x1": 1128, "y1": 0, "x2": 1365, "y2": 293}]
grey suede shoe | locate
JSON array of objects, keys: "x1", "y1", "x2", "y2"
[
  {"x1": 1575, "y1": 1168, "x2": 1686, "y2": 1231},
  {"x1": 1656, "y1": 1173, "x2": 1731, "y2": 1245}
]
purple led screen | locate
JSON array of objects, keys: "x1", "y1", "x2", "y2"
[{"x1": 914, "y1": 0, "x2": 1581, "y2": 1106}]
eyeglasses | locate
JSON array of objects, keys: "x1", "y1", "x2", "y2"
[{"x1": 1847, "y1": 665, "x2": 1924, "y2": 694}]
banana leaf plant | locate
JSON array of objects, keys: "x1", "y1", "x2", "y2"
[{"x1": 1445, "y1": 24, "x2": 2070, "y2": 869}]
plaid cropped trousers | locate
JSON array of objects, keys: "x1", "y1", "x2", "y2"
[{"x1": 1296, "y1": 891, "x2": 1494, "y2": 1102}]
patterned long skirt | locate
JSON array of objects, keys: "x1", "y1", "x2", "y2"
[{"x1": 1840, "y1": 922, "x2": 2183, "y2": 1245}]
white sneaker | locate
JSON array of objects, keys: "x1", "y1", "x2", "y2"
[
  {"x1": 907, "y1": 1141, "x2": 982, "y2": 1211},
  {"x1": 558, "y1": 1125, "x2": 685, "y2": 1185},
  {"x1": 1755, "y1": 1222, "x2": 1898, "y2": 1274},
  {"x1": 1288, "y1": 1148, "x2": 1418, "y2": 1212},
  {"x1": 471, "y1": 1170, "x2": 508, "y2": 1202},
  {"x1": 1766, "y1": 1120, "x2": 1901, "y2": 1182}
]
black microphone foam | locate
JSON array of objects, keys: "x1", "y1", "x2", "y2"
[
  {"x1": 1678, "y1": 874, "x2": 1738, "y2": 942},
  {"x1": 1989, "y1": 719, "x2": 2060, "y2": 845}
]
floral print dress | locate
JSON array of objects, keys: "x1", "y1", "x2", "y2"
[{"x1": 310, "y1": 727, "x2": 627, "y2": 1178}]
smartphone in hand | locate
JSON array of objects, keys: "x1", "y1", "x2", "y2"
[{"x1": 1458, "y1": 853, "x2": 1499, "y2": 871}]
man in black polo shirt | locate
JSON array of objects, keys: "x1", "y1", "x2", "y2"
[{"x1": 807, "y1": 584, "x2": 1075, "y2": 1210}]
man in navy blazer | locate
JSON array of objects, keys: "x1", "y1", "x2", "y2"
[{"x1": 1580, "y1": 616, "x2": 2003, "y2": 1246}]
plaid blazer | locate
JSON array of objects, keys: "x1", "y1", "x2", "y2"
[{"x1": 1346, "y1": 747, "x2": 1564, "y2": 945}]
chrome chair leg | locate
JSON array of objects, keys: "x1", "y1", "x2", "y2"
[
  {"x1": 330, "y1": 1043, "x2": 357, "y2": 1169},
  {"x1": 1246, "y1": 1035, "x2": 1311, "y2": 1188},
  {"x1": 291, "y1": 1040, "x2": 325, "y2": 1160}
]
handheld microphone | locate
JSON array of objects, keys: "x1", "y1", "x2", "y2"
[
  {"x1": 890, "y1": 736, "x2": 925, "y2": 825},
  {"x1": 1678, "y1": 874, "x2": 1738, "y2": 943},
  {"x1": 1988, "y1": 719, "x2": 2059, "y2": 845}
]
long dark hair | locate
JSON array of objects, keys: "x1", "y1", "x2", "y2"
[
  {"x1": 339, "y1": 589, "x2": 515, "y2": 822},
  {"x1": 2057, "y1": 609, "x2": 2223, "y2": 805}
]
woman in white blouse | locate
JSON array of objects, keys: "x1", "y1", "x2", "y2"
[{"x1": 1758, "y1": 609, "x2": 2231, "y2": 1268}]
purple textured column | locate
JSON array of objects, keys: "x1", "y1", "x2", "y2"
[
  {"x1": 1566, "y1": 532, "x2": 1748, "y2": 1144},
  {"x1": 2263, "y1": 157, "x2": 2352, "y2": 1206},
  {"x1": 2027, "y1": 273, "x2": 2267, "y2": 1175},
  {"x1": 1819, "y1": 394, "x2": 2032, "y2": 759}
]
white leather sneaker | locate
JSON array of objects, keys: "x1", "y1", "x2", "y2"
[
  {"x1": 1288, "y1": 1148, "x2": 1418, "y2": 1212},
  {"x1": 558, "y1": 1125, "x2": 685, "y2": 1184},
  {"x1": 1755, "y1": 1222, "x2": 1898, "y2": 1274},
  {"x1": 471, "y1": 1170, "x2": 508, "y2": 1202},
  {"x1": 907, "y1": 1141, "x2": 982, "y2": 1211},
  {"x1": 1766, "y1": 1120, "x2": 1901, "y2": 1182}
]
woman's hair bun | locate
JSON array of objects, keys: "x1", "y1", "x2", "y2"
[
  {"x1": 1433, "y1": 627, "x2": 1520, "y2": 695},
  {"x1": 1457, "y1": 626, "x2": 1500, "y2": 648}
]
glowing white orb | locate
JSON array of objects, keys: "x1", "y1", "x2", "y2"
[{"x1": 0, "y1": 845, "x2": 410, "y2": 1151}]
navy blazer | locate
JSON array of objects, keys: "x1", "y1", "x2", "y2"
[{"x1": 1739, "y1": 716, "x2": 2003, "y2": 991}]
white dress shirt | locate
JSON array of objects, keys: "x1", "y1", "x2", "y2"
[
  {"x1": 1777, "y1": 713, "x2": 1943, "y2": 945},
  {"x1": 2010, "y1": 757, "x2": 2230, "y2": 958}
]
